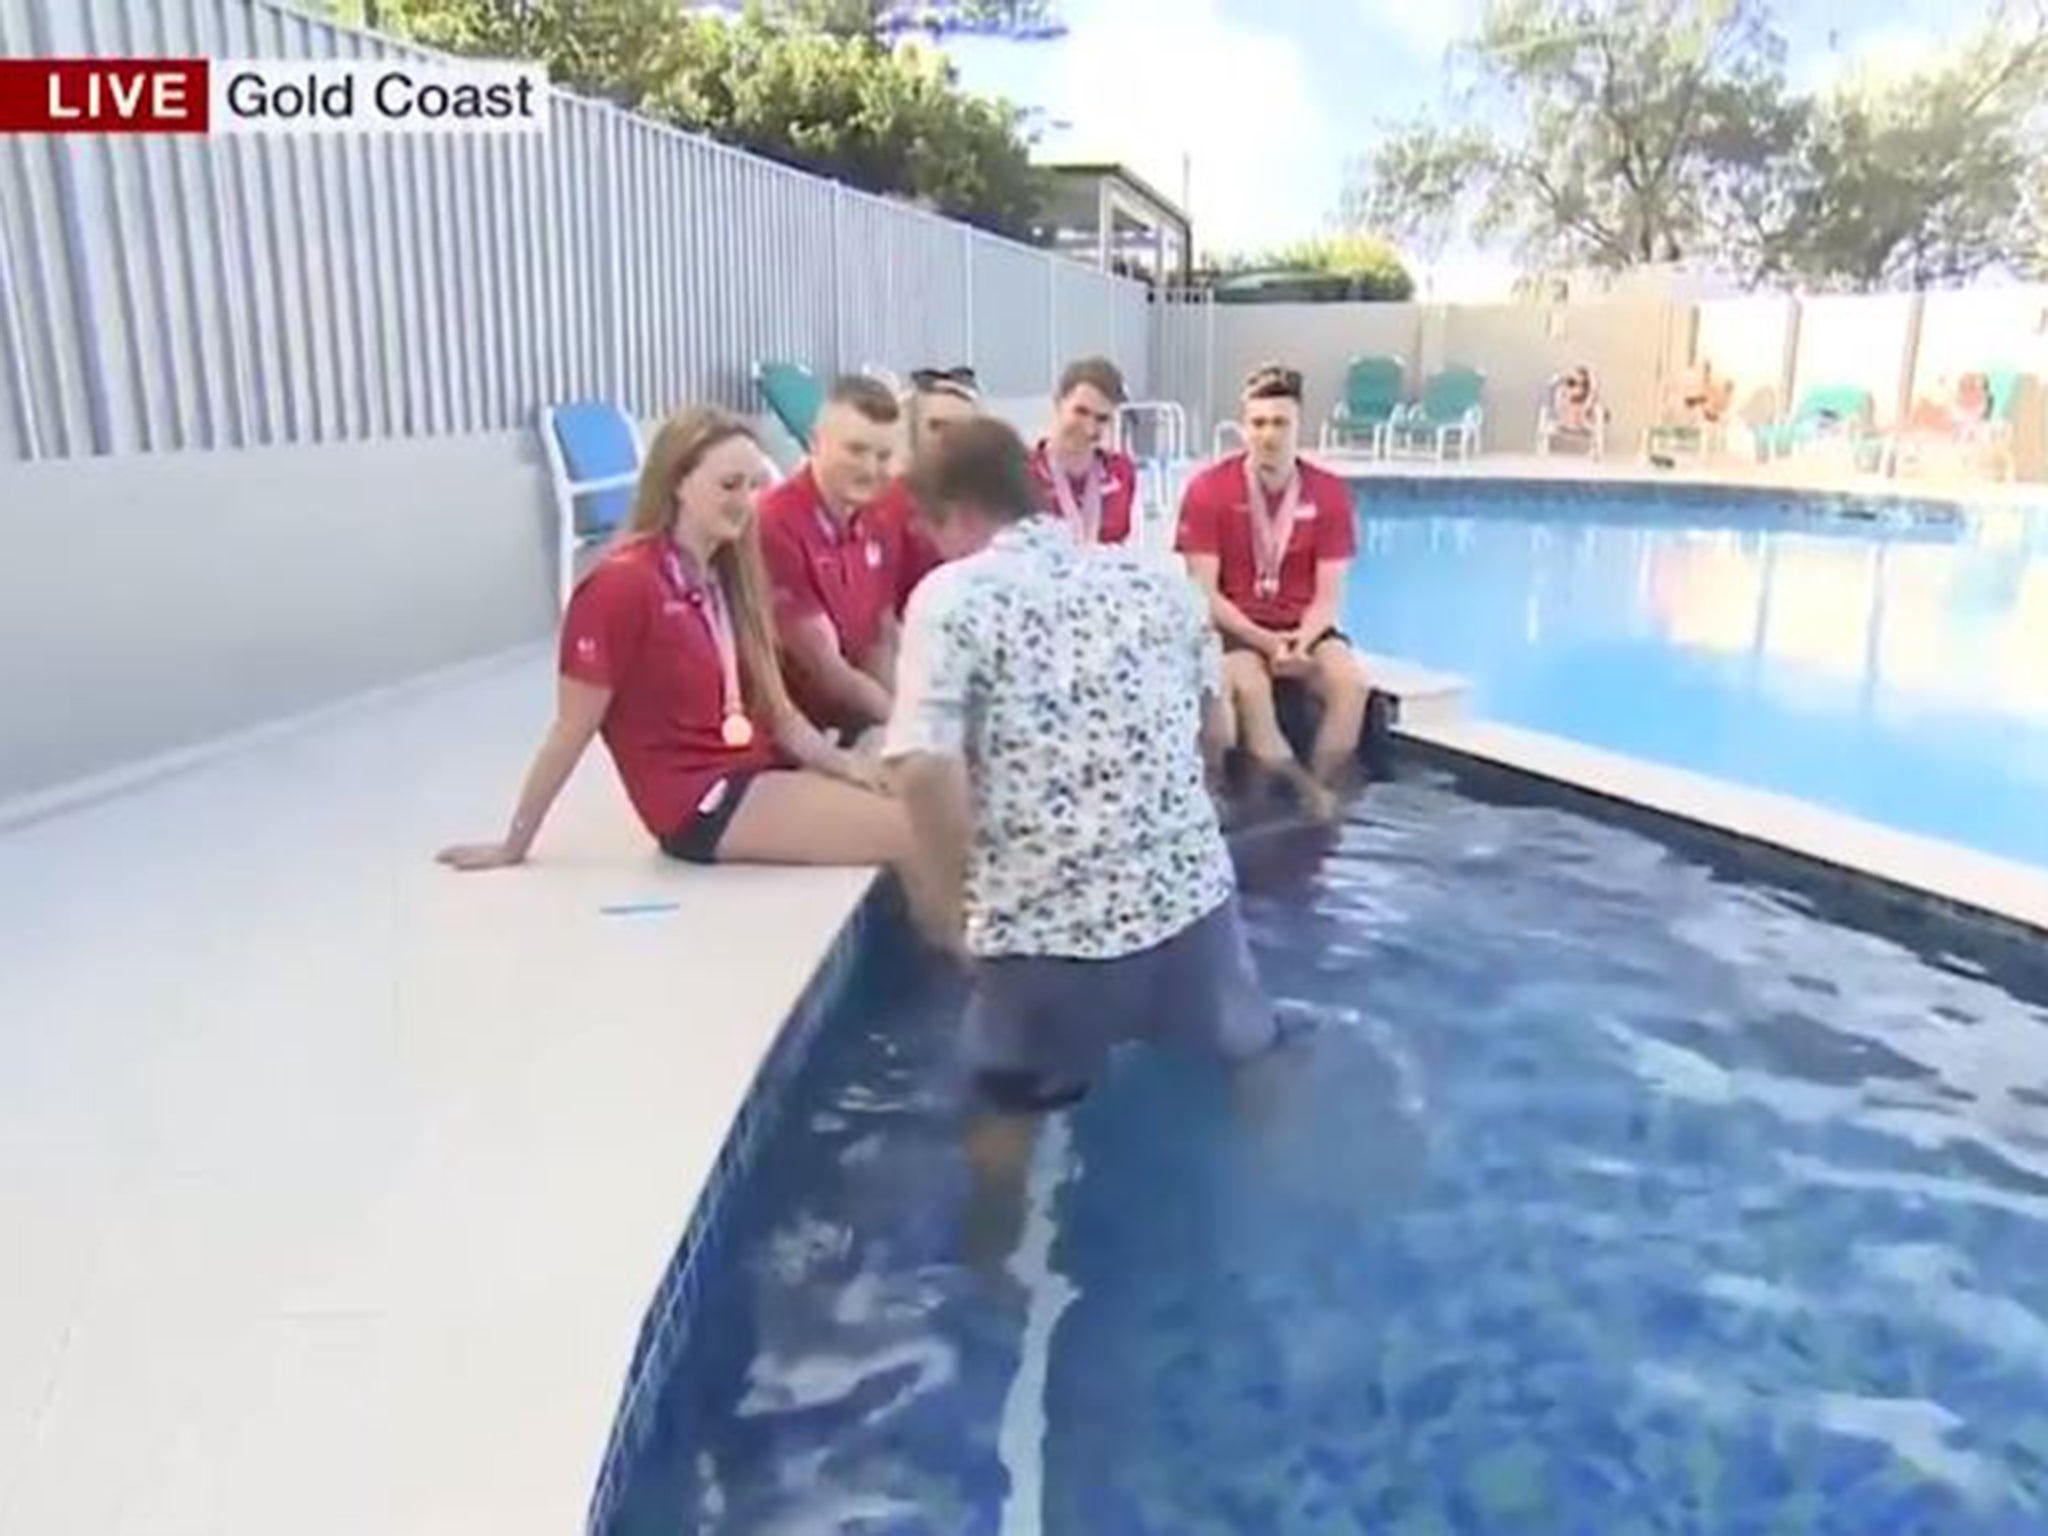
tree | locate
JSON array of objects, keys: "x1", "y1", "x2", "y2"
[
  {"x1": 314, "y1": 0, "x2": 1047, "y2": 238},
  {"x1": 645, "y1": 12, "x2": 1044, "y2": 236},
  {"x1": 1347, "y1": 0, "x2": 1791, "y2": 273},
  {"x1": 1752, "y1": 7, "x2": 2048, "y2": 289},
  {"x1": 1347, "y1": 0, "x2": 2048, "y2": 291},
  {"x1": 1215, "y1": 233, "x2": 1416, "y2": 300}
]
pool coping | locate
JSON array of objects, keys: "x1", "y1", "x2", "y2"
[
  {"x1": 1316, "y1": 451, "x2": 2048, "y2": 517},
  {"x1": 582, "y1": 877, "x2": 896, "y2": 1534}
]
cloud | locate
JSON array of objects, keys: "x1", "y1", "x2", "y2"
[{"x1": 1026, "y1": 0, "x2": 1339, "y2": 258}]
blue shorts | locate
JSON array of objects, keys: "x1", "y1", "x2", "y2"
[{"x1": 963, "y1": 897, "x2": 1275, "y2": 1114}]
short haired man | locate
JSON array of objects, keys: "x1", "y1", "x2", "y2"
[
  {"x1": 1029, "y1": 356, "x2": 1140, "y2": 546},
  {"x1": 868, "y1": 365, "x2": 981, "y2": 616},
  {"x1": 1176, "y1": 363, "x2": 1369, "y2": 804},
  {"x1": 758, "y1": 374, "x2": 903, "y2": 736},
  {"x1": 886, "y1": 417, "x2": 1274, "y2": 1140}
]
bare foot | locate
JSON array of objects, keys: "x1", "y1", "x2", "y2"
[{"x1": 1250, "y1": 756, "x2": 1339, "y2": 823}]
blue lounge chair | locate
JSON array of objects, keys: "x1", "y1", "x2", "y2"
[
  {"x1": 1320, "y1": 354, "x2": 1405, "y2": 455},
  {"x1": 754, "y1": 359, "x2": 825, "y2": 454},
  {"x1": 538, "y1": 400, "x2": 643, "y2": 613}
]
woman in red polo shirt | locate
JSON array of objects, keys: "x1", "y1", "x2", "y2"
[{"x1": 436, "y1": 407, "x2": 904, "y2": 871}]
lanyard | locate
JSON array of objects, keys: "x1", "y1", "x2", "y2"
[
  {"x1": 1242, "y1": 459, "x2": 1302, "y2": 598},
  {"x1": 1047, "y1": 449, "x2": 1105, "y2": 543},
  {"x1": 664, "y1": 547, "x2": 753, "y2": 748}
]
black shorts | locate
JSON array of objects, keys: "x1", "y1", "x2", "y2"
[
  {"x1": 1221, "y1": 626, "x2": 1350, "y2": 658},
  {"x1": 657, "y1": 772, "x2": 761, "y2": 865}
]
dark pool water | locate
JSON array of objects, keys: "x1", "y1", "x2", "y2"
[{"x1": 604, "y1": 775, "x2": 2048, "y2": 1534}]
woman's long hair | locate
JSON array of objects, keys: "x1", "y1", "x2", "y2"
[{"x1": 623, "y1": 407, "x2": 791, "y2": 725}]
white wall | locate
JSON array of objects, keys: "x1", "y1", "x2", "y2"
[
  {"x1": 1695, "y1": 297, "x2": 1798, "y2": 438},
  {"x1": 1790, "y1": 294, "x2": 1919, "y2": 425},
  {"x1": 1911, "y1": 286, "x2": 2048, "y2": 477},
  {"x1": 0, "y1": 433, "x2": 555, "y2": 809},
  {"x1": 1204, "y1": 305, "x2": 1427, "y2": 449},
  {"x1": 1440, "y1": 300, "x2": 1685, "y2": 454},
  {"x1": 1199, "y1": 300, "x2": 1683, "y2": 455}
]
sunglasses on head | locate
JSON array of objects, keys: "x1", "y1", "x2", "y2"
[{"x1": 911, "y1": 365, "x2": 979, "y2": 391}]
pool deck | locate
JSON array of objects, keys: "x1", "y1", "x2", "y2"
[
  {"x1": 5, "y1": 528, "x2": 2047, "y2": 1533},
  {"x1": 0, "y1": 645, "x2": 873, "y2": 1536}
]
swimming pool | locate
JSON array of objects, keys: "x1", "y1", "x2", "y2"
[
  {"x1": 1344, "y1": 480, "x2": 2048, "y2": 870},
  {"x1": 594, "y1": 770, "x2": 2048, "y2": 1533}
]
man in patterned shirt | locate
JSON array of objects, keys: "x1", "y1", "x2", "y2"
[{"x1": 883, "y1": 417, "x2": 1276, "y2": 1125}]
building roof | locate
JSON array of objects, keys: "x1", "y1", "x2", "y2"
[{"x1": 1038, "y1": 161, "x2": 1188, "y2": 226}]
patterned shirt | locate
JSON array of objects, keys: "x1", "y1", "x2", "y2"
[{"x1": 883, "y1": 515, "x2": 1236, "y2": 960}]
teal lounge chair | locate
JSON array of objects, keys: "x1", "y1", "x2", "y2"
[
  {"x1": 754, "y1": 359, "x2": 824, "y2": 452},
  {"x1": 538, "y1": 400, "x2": 643, "y2": 612},
  {"x1": 1320, "y1": 354, "x2": 1405, "y2": 455},
  {"x1": 1386, "y1": 366, "x2": 1485, "y2": 461},
  {"x1": 1753, "y1": 384, "x2": 1878, "y2": 467}
]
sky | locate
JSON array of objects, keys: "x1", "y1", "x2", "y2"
[{"x1": 937, "y1": 0, "x2": 2000, "y2": 296}]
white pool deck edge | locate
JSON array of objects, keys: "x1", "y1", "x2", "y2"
[
  {"x1": 4, "y1": 637, "x2": 2046, "y2": 1536},
  {"x1": 1317, "y1": 448, "x2": 2048, "y2": 509},
  {"x1": 1398, "y1": 714, "x2": 2048, "y2": 936}
]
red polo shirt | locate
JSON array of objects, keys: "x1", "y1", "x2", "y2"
[
  {"x1": 1175, "y1": 452, "x2": 1356, "y2": 631},
  {"x1": 759, "y1": 466, "x2": 899, "y2": 724},
  {"x1": 867, "y1": 474, "x2": 944, "y2": 615},
  {"x1": 559, "y1": 536, "x2": 776, "y2": 841},
  {"x1": 1028, "y1": 441, "x2": 1139, "y2": 545}
]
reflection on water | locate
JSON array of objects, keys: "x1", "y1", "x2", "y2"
[{"x1": 1351, "y1": 501, "x2": 2048, "y2": 864}]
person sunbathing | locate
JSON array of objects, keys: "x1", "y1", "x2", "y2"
[{"x1": 1553, "y1": 367, "x2": 1597, "y2": 433}]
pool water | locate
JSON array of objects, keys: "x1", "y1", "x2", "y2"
[
  {"x1": 603, "y1": 777, "x2": 2048, "y2": 1534},
  {"x1": 1343, "y1": 488, "x2": 2048, "y2": 869}
]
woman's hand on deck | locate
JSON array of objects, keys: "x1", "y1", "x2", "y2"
[{"x1": 436, "y1": 840, "x2": 527, "y2": 872}]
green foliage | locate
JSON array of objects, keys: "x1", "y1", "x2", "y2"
[
  {"x1": 1213, "y1": 233, "x2": 1416, "y2": 301},
  {"x1": 332, "y1": 0, "x2": 1046, "y2": 239},
  {"x1": 1347, "y1": 0, "x2": 1789, "y2": 271},
  {"x1": 1756, "y1": 12, "x2": 2048, "y2": 288},
  {"x1": 1347, "y1": 0, "x2": 2048, "y2": 290}
]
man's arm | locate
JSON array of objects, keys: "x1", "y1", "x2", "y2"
[
  {"x1": 862, "y1": 613, "x2": 900, "y2": 693},
  {"x1": 1185, "y1": 552, "x2": 1279, "y2": 653},
  {"x1": 1295, "y1": 557, "x2": 1348, "y2": 644},
  {"x1": 889, "y1": 751, "x2": 973, "y2": 953},
  {"x1": 782, "y1": 615, "x2": 893, "y2": 727},
  {"x1": 881, "y1": 577, "x2": 975, "y2": 953}
]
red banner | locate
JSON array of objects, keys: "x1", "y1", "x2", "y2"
[{"x1": 0, "y1": 59, "x2": 211, "y2": 134}]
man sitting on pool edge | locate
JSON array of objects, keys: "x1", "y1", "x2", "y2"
[
  {"x1": 758, "y1": 375, "x2": 905, "y2": 742},
  {"x1": 1176, "y1": 362, "x2": 1368, "y2": 811},
  {"x1": 1028, "y1": 356, "x2": 1140, "y2": 546}
]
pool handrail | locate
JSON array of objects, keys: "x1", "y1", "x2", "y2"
[{"x1": 1115, "y1": 400, "x2": 1189, "y2": 464}]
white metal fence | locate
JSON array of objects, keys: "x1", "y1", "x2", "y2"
[{"x1": 0, "y1": 0, "x2": 1151, "y2": 463}]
